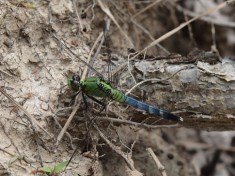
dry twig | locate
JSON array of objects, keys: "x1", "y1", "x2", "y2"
[
  {"x1": 72, "y1": 0, "x2": 84, "y2": 31},
  {"x1": 111, "y1": 0, "x2": 233, "y2": 76},
  {"x1": 94, "y1": 124, "x2": 137, "y2": 172},
  {"x1": 125, "y1": 66, "x2": 191, "y2": 95},
  {"x1": 97, "y1": 116, "x2": 180, "y2": 129},
  {"x1": 54, "y1": 19, "x2": 109, "y2": 145},
  {"x1": 174, "y1": 3, "x2": 235, "y2": 28},
  {"x1": 147, "y1": 148, "x2": 167, "y2": 176},
  {"x1": 131, "y1": 0, "x2": 162, "y2": 19},
  {"x1": 109, "y1": 0, "x2": 169, "y2": 54},
  {"x1": 56, "y1": 93, "x2": 82, "y2": 146},
  {"x1": 0, "y1": 87, "x2": 51, "y2": 137},
  {"x1": 97, "y1": 0, "x2": 134, "y2": 48}
]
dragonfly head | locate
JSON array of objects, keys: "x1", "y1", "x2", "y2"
[{"x1": 68, "y1": 75, "x2": 81, "y2": 91}]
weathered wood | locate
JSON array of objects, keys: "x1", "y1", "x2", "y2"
[{"x1": 122, "y1": 50, "x2": 235, "y2": 130}]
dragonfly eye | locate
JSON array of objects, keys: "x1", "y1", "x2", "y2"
[
  {"x1": 68, "y1": 75, "x2": 81, "y2": 91},
  {"x1": 72, "y1": 75, "x2": 80, "y2": 82}
]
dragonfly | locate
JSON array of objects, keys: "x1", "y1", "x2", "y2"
[
  {"x1": 67, "y1": 75, "x2": 183, "y2": 122},
  {"x1": 54, "y1": 18, "x2": 182, "y2": 122}
]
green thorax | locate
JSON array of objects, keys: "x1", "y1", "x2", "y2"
[{"x1": 80, "y1": 77, "x2": 126, "y2": 103}]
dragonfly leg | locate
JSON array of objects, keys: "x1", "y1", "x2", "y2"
[
  {"x1": 86, "y1": 94, "x2": 106, "y2": 111},
  {"x1": 82, "y1": 92, "x2": 88, "y2": 111},
  {"x1": 69, "y1": 90, "x2": 82, "y2": 106}
]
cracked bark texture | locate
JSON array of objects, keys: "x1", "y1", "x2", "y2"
[{"x1": 124, "y1": 51, "x2": 235, "y2": 130}]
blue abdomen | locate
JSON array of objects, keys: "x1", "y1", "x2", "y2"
[{"x1": 124, "y1": 96, "x2": 182, "y2": 122}]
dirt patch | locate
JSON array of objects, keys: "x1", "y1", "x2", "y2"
[{"x1": 0, "y1": 1, "x2": 235, "y2": 176}]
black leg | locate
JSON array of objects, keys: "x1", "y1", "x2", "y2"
[
  {"x1": 69, "y1": 90, "x2": 81, "y2": 106},
  {"x1": 82, "y1": 92, "x2": 88, "y2": 111},
  {"x1": 86, "y1": 94, "x2": 106, "y2": 112},
  {"x1": 71, "y1": 89, "x2": 81, "y2": 99}
]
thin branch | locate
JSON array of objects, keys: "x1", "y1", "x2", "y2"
[
  {"x1": 135, "y1": 1, "x2": 231, "y2": 56},
  {"x1": 131, "y1": 0, "x2": 162, "y2": 19},
  {"x1": 183, "y1": 8, "x2": 197, "y2": 47},
  {"x1": 0, "y1": 69, "x2": 14, "y2": 77},
  {"x1": 130, "y1": 19, "x2": 170, "y2": 54},
  {"x1": 0, "y1": 87, "x2": 52, "y2": 137},
  {"x1": 109, "y1": 0, "x2": 169, "y2": 54},
  {"x1": 49, "y1": 113, "x2": 73, "y2": 147},
  {"x1": 72, "y1": 0, "x2": 84, "y2": 31},
  {"x1": 85, "y1": 31, "x2": 103, "y2": 77},
  {"x1": 50, "y1": 34, "x2": 103, "y2": 77},
  {"x1": 94, "y1": 123, "x2": 142, "y2": 173},
  {"x1": 174, "y1": 3, "x2": 235, "y2": 28},
  {"x1": 56, "y1": 93, "x2": 82, "y2": 146},
  {"x1": 125, "y1": 66, "x2": 190, "y2": 95},
  {"x1": 96, "y1": 116, "x2": 180, "y2": 129},
  {"x1": 87, "y1": 18, "x2": 111, "y2": 77},
  {"x1": 0, "y1": 121, "x2": 21, "y2": 155},
  {"x1": 97, "y1": 0, "x2": 134, "y2": 48},
  {"x1": 54, "y1": 19, "x2": 105, "y2": 146},
  {"x1": 147, "y1": 148, "x2": 167, "y2": 176},
  {"x1": 111, "y1": 0, "x2": 232, "y2": 76},
  {"x1": 127, "y1": 52, "x2": 138, "y2": 84}
]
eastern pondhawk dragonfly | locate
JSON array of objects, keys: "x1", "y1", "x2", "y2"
[
  {"x1": 56, "y1": 18, "x2": 182, "y2": 122},
  {"x1": 67, "y1": 74, "x2": 183, "y2": 122}
]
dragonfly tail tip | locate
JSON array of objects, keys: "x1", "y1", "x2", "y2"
[{"x1": 179, "y1": 117, "x2": 183, "y2": 122}]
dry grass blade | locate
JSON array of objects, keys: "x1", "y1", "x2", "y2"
[
  {"x1": 174, "y1": 3, "x2": 235, "y2": 28},
  {"x1": 72, "y1": 0, "x2": 83, "y2": 31},
  {"x1": 86, "y1": 18, "x2": 111, "y2": 77},
  {"x1": 0, "y1": 69, "x2": 14, "y2": 77},
  {"x1": 56, "y1": 56, "x2": 89, "y2": 145},
  {"x1": 56, "y1": 20, "x2": 112, "y2": 145},
  {"x1": 97, "y1": 116, "x2": 180, "y2": 129},
  {"x1": 125, "y1": 66, "x2": 190, "y2": 95},
  {"x1": 85, "y1": 31, "x2": 103, "y2": 76},
  {"x1": 55, "y1": 20, "x2": 103, "y2": 145},
  {"x1": 97, "y1": 0, "x2": 134, "y2": 48},
  {"x1": 136, "y1": 0, "x2": 232, "y2": 57},
  {"x1": 111, "y1": 0, "x2": 234, "y2": 76},
  {"x1": 51, "y1": 34, "x2": 103, "y2": 77},
  {"x1": 94, "y1": 123, "x2": 143, "y2": 175},
  {"x1": 147, "y1": 148, "x2": 167, "y2": 176},
  {"x1": 56, "y1": 93, "x2": 82, "y2": 146},
  {"x1": 131, "y1": 0, "x2": 162, "y2": 19},
  {"x1": 0, "y1": 87, "x2": 52, "y2": 137}
]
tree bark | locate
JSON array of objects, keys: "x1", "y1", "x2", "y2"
[{"x1": 120, "y1": 50, "x2": 235, "y2": 130}]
